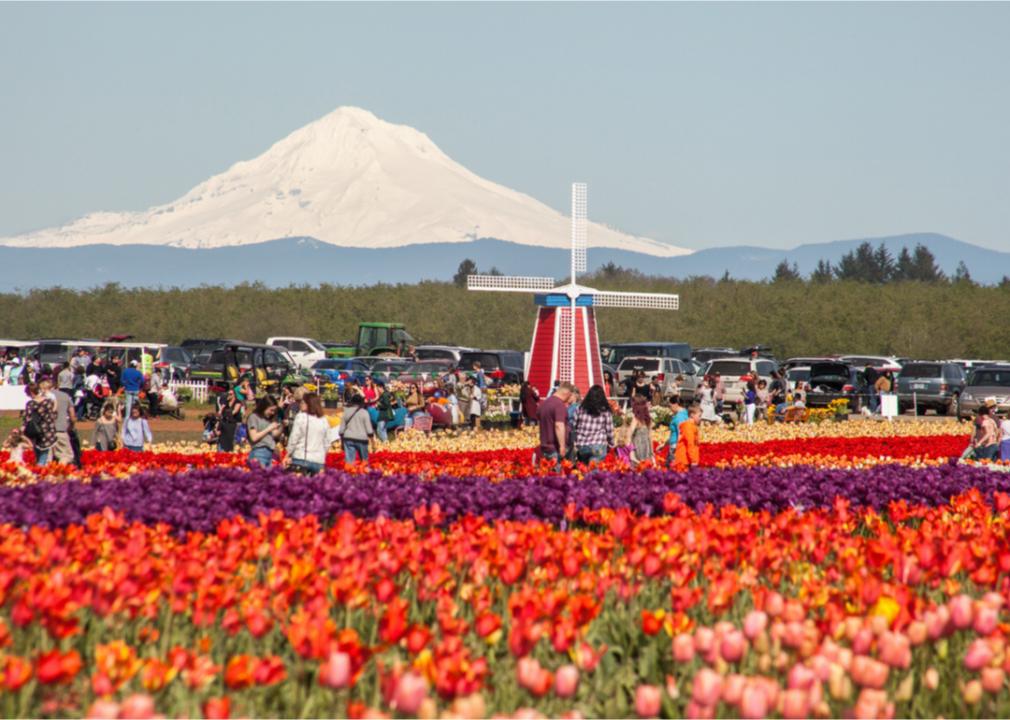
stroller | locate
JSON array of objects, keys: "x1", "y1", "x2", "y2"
[
  {"x1": 157, "y1": 389, "x2": 185, "y2": 420},
  {"x1": 202, "y1": 413, "x2": 221, "y2": 445}
]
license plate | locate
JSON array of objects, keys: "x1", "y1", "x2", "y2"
[{"x1": 912, "y1": 383, "x2": 927, "y2": 390}]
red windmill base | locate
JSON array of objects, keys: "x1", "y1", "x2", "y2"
[{"x1": 527, "y1": 305, "x2": 605, "y2": 398}]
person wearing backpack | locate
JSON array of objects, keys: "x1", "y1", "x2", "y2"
[
  {"x1": 374, "y1": 380, "x2": 396, "y2": 442},
  {"x1": 22, "y1": 383, "x2": 57, "y2": 466}
]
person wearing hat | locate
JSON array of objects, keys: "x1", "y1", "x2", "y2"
[
  {"x1": 972, "y1": 401, "x2": 1000, "y2": 461},
  {"x1": 120, "y1": 359, "x2": 145, "y2": 418}
]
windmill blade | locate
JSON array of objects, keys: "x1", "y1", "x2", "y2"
[
  {"x1": 467, "y1": 275, "x2": 556, "y2": 292},
  {"x1": 591, "y1": 290, "x2": 680, "y2": 310},
  {"x1": 571, "y1": 182, "x2": 587, "y2": 275}
]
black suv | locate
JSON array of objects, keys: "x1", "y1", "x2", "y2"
[
  {"x1": 896, "y1": 361, "x2": 967, "y2": 415},
  {"x1": 458, "y1": 350, "x2": 525, "y2": 386}
]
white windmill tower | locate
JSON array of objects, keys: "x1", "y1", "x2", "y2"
[{"x1": 467, "y1": 183, "x2": 679, "y2": 396}]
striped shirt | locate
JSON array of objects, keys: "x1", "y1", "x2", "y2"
[{"x1": 572, "y1": 407, "x2": 615, "y2": 448}]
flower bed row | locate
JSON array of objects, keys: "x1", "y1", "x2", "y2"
[
  {"x1": 1, "y1": 462, "x2": 1008, "y2": 532},
  {"x1": 1, "y1": 492, "x2": 1010, "y2": 718}
]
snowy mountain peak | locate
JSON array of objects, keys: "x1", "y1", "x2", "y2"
[{"x1": 0, "y1": 107, "x2": 691, "y2": 258}]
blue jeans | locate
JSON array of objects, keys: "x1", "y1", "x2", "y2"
[
  {"x1": 343, "y1": 439, "x2": 369, "y2": 464},
  {"x1": 125, "y1": 444, "x2": 143, "y2": 453},
  {"x1": 248, "y1": 446, "x2": 274, "y2": 468},
  {"x1": 376, "y1": 420, "x2": 388, "y2": 442},
  {"x1": 124, "y1": 391, "x2": 139, "y2": 417},
  {"x1": 868, "y1": 389, "x2": 879, "y2": 414},
  {"x1": 576, "y1": 444, "x2": 608, "y2": 466},
  {"x1": 34, "y1": 447, "x2": 51, "y2": 466},
  {"x1": 291, "y1": 459, "x2": 325, "y2": 475}
]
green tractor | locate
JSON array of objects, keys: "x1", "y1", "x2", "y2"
[{"x1": 326, "y1": 322, "x2": 416, "y2": 358}]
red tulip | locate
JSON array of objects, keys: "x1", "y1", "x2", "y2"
[{"x1": 202, "y1": 697, "x2": 230, "y2": 720}]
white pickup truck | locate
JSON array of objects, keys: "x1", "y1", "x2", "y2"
[{"x1": 266, "y1": 337, "x2": 327, "y2": 370}]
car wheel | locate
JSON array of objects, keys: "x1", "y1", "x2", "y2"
[
  {"x1": 915, "y1": 404, "x2": 928, "y2": 416},
  {"x1": 944, "y1": 395, "x2": 959, "y2": 417}
]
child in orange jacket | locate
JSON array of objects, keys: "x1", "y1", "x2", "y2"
[{"x1": 673, "y1": 405, "x2": 702, "y2": 472}]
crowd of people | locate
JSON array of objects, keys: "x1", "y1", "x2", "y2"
[{"x1": 528, "y1": 381, "x2": 702, "y2": 472}]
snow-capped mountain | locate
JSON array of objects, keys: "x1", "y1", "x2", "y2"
[{"x1": 0, "y1": 107, "x2": 690, "y2": 257}]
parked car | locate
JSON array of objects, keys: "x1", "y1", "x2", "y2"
[
  {"x1": 838, "y1": 355, "x2": 903, "y2": 373},
  {"x1": 414, "y1": 345, "x2": 474, "y2": 364},
  {"x1": 155, "y1": 346, "x2": 194, "y2": 380},
  {"x1": 458, "y1": 350, "x2": 526, "y2": 386},
  {"x1": 267, "y1": 337, "x2": 327, "y2": 370},
  {"x1": 895, "y1": 361, "x2": 967, "y2": 415},
  {"x1": 805, "y1": 361, "x2": 868, "y2": 411},
  {"x1": 786, "y1": 366, "x2": 811, "y2": 392},
  {"x1": 782, "y1": 356, "x2": 839, "y2": 370},
  {"x1": 311, "y1": 358, "x2": 371, "y2": 389},
  {"x1": 180, "y1": 338, "x2": 241, "y2": 364},
  {"x1": 692, "y1": 347, "x2": 739, "y2": 365},
  {"x1": 369, "y1": 359, "x2": 414, "y2": 382},
  {"x1": 702, "y1": 357, "x2": 779, "y2": 404},
  {"x1": 615, "y1": 356, "x2": 700, "y2": 401},
  {"x1": 606, "y1": 342, "x2": 692, "y2": 366},
  {"x1": 391, "y1": 360, "x2": 456, "y2": 396},
  {"x1": 958, "y1": 365, "x2": 1010, "y2": 418}
]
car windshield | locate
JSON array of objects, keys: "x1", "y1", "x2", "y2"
[
  {"x1": 787, "y1": 369, "x2": 810, "y2": 382},
  {"x1": 707, "y1": 361, "x2": 751, "y2": 377},
  {"x1": 969, "y1": 370, "x2": 1010, "y2": 387},
  {"x1": 810, "y1": 364, "x2": 850, "y2": 378},
  {"x1": 416, "y1": 348, "x2": 456, "y2": 361},
  {"x1": 901, "y1": 364, "x2": 942, "y2": 379},
  {"x1": 618, "y1": 358, "x2": 660, "y2": 372},
  {"x1": 372, "y1": 361, "x2": 410, "y2": 373},
  {"x1": 307, "y1": 340, "x2": 326, "y2": 352},
  {"x1": 313, "y1": 360, "x2": 338, "y2": 369},
  {"x1": 460, "y1": 353, "x2": 502, "y2": 370}
]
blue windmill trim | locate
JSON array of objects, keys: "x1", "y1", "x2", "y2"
[{"x1": 535, "y1": 294, "x2": 595, "y2": 307}]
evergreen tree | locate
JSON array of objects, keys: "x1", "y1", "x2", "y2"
[
  {"x1": 452, "y1": 259, "x2": 478, "y2": 287},
  {"x1": 487, "y1": 267, "x2": 503, "y2": 276},
  {"x1": 953, "y1": 261, "x2": 974, "y2": 285},
  {"x1": 910, "y1": 244, "x2": 944, "y2": 282},
  {"x1": 872, "y1": 243, "x2": 896, "y2": 283},
  {"x1": 772, "y1": 260, "x2": 801, "y2": 283},
  {"x1": 834, "y1": 242, "x2": 876, "y2": 281},
  {"x1": 894, "y1": 247, "x2": 914, "y2": 281},
  {"x1": 719, "y1": 270, "x2": 732, "y2": 283},
  {"x1": 1000, "y1": 276, "x2": 1010, "y2": 289},
  {"x1": 810, "y1": 259, "x2": 834, "y2": 283}
]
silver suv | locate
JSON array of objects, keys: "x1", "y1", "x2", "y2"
[
  {"x1": 895, "y1": 361, "x2": 966, "y2": 415},
  {"x1": 616, "y1": 356, "x2": 700, "y2": 402},
  {"x1": 703, "y1": 357, "x2": 779, "y2": 404}
]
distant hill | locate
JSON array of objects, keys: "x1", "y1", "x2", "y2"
[{"x1": 0, "y1": 232, "x2": 1008, "y2": 291}]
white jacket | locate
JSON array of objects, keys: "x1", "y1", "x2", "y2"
[{"x1": 287, "y1": 413, "x2": 335, "y2": 465}]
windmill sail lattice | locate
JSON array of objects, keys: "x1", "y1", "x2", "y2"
[{"x1": 468, "y1": 183, "x2": 680, "y2": 396}]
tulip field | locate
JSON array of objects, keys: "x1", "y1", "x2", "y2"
[{"x1": 4, "y1": 419, "x2": 1010, "y2": 718}]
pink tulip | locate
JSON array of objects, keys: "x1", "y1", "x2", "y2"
[
  {"x1": 513, "y1": 709, "x2": 544, "y2": 720},
  {"x1": 808, "y1": 655, "x2": 832, "y2": 682},
  {"x1": 85, "y1": 701, "x2": 121, "y2": 720},
  {"x1": 878, "y1": 632, "x2": 911, "y2": 669},
  {"x1": 923, "y1": 667, "x2": 940, "y2": 691},
  {"x1": 850, "y1": 656, "x2": 889, "y2": 690},
  {"x1": 721, "y1": 674, "x2": 746, "y2": 705},
  {"x1": 765, "y1": 592, "x2": 784, "y2": 617},
  {"x1": 319, "y1": 651, "x2": 351, "y2": 689},
  {"x1": 739, "y1": 683, "x2": 768, "y2": 719},
  {"x1": 787, "y1": 663, "x2": 815, "y2": 690},
  {"x1": 974, "y1": 605, "x2": 999, "y2": 636},
  {"x1": 851, "y1": 627, "x2": 874, "y2": 655},
  {"x1": 517, "y1": 657, "x2": 542, "y2": 690},
  {"x1": 635, "y1": 684, "x2": 662, "y2": 718},
  {"x1": 720, "y1": 630, "x2": 747, "y2": 663},
  {"x1": 983, "y1": 591, "x2": 1005, "y2": 609},
  {"x1": 965, "y1": 639, "x2": 994, "y2": 671},
  {"x1": 118, "y1": 695, "x2": 156, "y2": 720},
  {"x1": 554, "y1": 665, "x2": 579, "y2": 698},
  {"x1": 981, "y1": 667, "x2": 1005, "y2": 694},
  {"x1": 694, "y1": 627, "x2": 715, "y2": 655},
  {"x1": 780, "y1": 688, "x2": 810, "y2": 719},
  {"x1": 743, "y1": 610, "x2": 768, "y2": 640},
  {"x1": 906, "y1": 620, "x2": 927, "y2": 646},
  {"x1": 925, "y1": 608, "x2": 950, "y2": 640},
  {"x1": 781, "y1": 621, "x2": 805, "y2": 649},
  {"x1": 392, "y1": 671, "x2": 428, "y2": 715},
  {"x1": 684, "y1": 701, "x2": 714, "y2": 719},
  {"x1": 949, "y1": 594, "x2": 974, "y2": 630},
  {"x1": 691, "y1": 668, "x2": 724, "y2": 707},
  {"x1": 672, "y1": 633, "x2": 696, "y2": 663}
]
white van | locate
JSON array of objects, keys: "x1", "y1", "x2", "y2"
[{"x1": 267, "y1": 337, "x2": 327, "y2": 370}]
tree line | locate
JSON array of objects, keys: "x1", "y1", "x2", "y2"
[
  {"x1": 772, "y1": 241, "x2": 986, "y2": 285},
  {"x1": 2, "y1": 269, "x2": 1010, "y2": 361}
]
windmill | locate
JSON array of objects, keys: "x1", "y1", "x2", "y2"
[{"x1": 467, "y1": 183, "x2": 679, "y2": 396}]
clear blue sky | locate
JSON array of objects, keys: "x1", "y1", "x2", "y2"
[{"x1": 2, "y1": 1, "x2": 1008, "y2": 251}]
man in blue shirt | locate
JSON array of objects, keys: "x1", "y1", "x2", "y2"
[
  {"x1": 121, "y1": 360, "x2": 145, "y2": 417},
  {"x1": 665, "y1": 396, "x2": 689, "y2": 469}
]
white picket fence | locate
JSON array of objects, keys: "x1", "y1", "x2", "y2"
[{"x1": 167, "y1": 379, "x2": 209, "y2": 404}]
